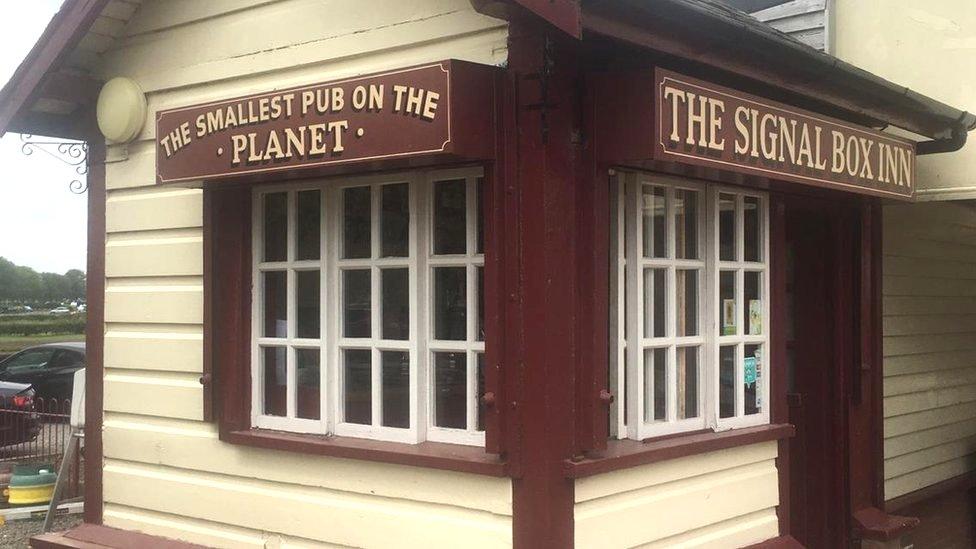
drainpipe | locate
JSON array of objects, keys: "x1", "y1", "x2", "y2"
[{"x1": 917, "y1": 113, "x2": 976, "y2": 156}]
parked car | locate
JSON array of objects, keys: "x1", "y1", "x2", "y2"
[
  {"x1": 0, "y1": 343, "x2": 85, "y2": 404},
  {"x1": 49, "y1": 307, "x2": 72, "y2": 315},
  {"x1": 0, "y1": 381, "x2": 40, "y2": 447}
]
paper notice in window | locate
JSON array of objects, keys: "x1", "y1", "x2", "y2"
[
  {"x1": 723, "y1": 299, "x2": 735, "y2": 335},
  {"x1": 744, "y1": 356, "x2": 757, "y2": 387},
  {"x1": 748, "y1": 300, "x2": 762, "y2": 335}
]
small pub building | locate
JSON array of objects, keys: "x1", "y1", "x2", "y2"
[{"x1": 3, "y1": 0, "x2": 974, "y2": 547}]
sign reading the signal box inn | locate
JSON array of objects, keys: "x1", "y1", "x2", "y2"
[
  {"x1": 654, "y1": 69, "x2": 917, "y2": 199},
  {"x1": 156, "y1": 61, "x2": 493, "y2": 184}
]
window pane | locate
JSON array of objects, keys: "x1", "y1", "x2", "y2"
[
  {"x1": 744, "y1": 196, "x2": 761, "y2": 262},
  {"x1": 262, "y1": 347, "x2": 286, "y2": 417},
  {"x1": 477, "y1": 266, "x2": 485, "y2": 342},
  {"x1": 263, "y1": 271, "x2": 287, "y2": 338},
  {"x1": 477, "y1": 352, "x2": 486, "y2": 431},
  {"x1": 745, "y1": 271, "x2": 763, "y2": 335},
  {"x1": 381, "y1": 351, "x2": 410, "y2": 428},
  {"x1": 719, "y1": 345, "x2": 736, "y2": 418},
  {"x1": 344, "y1": 349, "x2": 371, "y2": 425},
  {"x1": 678, "y1": 347, "x2": 698, "y2": 419},
  {"x1": 643, "y1": 268, "x2": 666, "y2": 338},
  {"x1": 434, "y1": 267, "x2": 466, "y2": 340},
  {"x1": 296, "y1": 349, "x2": 320, "y2": 420},
  {"x1": 644, "y1": 348, "x2": 667, "y2": 422},
  {"x1": 720, "y1": 270, "x2": 736, "y2": 336},
  {"x1": 381, "y1": 183, "x2": 409, "y2": 257},
  {"x1": 296, "y1": 270, "x2": 320, "y2": 339},
  {"x1": 296, "y1": 190, "x2": 321, "y2": 260},
  {"x1": 676, "y1": 269, "x2": 698, "y2": 337},
  {"x1": 343, "y1": 186, "x2": 371, "y2": 259},
  {"x1": 674, "y1": 189, "x2": 698, "y2": 259},
  {"x1": 381, "y1": 268, "x2": 409, "y2": 340},
  {"x1": 433, "y1": 179, "x2": 466, "y2": 255},
  {"x1": 263, "y1": 193, "x2": 287, "y2": 262},
  {"x1": 342, "y1": 269, "x2": 371, "y2": 338},
  {"x1": 434, "y1": 352, "x2": 466, "y2": 429},
  {"x1": 642, "y1": 185, "x2": 667, "y2": 258},
  {"x1": 719, "y1": 193, "x2": 736, "y2": 261},
  {"x1": 476, "y1": 177, "x2": 485, "y2": 254},
  {"x1": 745, "y1": 344, "x2": 762, "y2": 415}
]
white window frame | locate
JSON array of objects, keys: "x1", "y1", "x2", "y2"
[
  {"x1": 250, "y1": 167, "x2": 485, "y2": 446},
  {"x1": 611, "y1": 171, "x2": 770, "y2": 441}
]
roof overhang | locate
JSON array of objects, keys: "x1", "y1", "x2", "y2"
[
  {"x1": 0, "y1": 0, "x2": 110, "y2": 140},
  {"x1": 478, "y1": 0, "x2": 976, "y2": 153}
]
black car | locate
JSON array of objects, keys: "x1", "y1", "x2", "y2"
[
  {"x1": 0, "y1": 381, "x2": 40, "y2": 447},
  {"x1": 0, "y1": 342, "x2": 85, "y2": 406}
]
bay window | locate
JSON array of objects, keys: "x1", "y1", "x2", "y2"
[
  {"x1": 610, "y1": 172, "x2": 770, "y2": 441},
  {"x1": 251, "y1": 168, "x2": 485, "y2": 446}
]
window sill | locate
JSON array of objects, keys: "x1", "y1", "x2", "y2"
[
  {"x1": 563, "y1": 423, "x2": 794, "y2": 478},
  {"x1": 222, "y1": 428, "x2": 509, "y2": 477}
]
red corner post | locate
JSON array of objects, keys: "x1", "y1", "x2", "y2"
[{"x1": 504, "y1": 20, "x2": 582, "y2": 549}]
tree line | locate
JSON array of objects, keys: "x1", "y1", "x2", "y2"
[{"x1": 0, "y1": 257, "x2": 85, "y2": 303}]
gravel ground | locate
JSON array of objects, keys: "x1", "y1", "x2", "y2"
[{"x1": 0, "y1": 514, "x2": 82, "y2": 548}]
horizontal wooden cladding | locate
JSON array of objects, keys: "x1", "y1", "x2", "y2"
[
  {"x1": 103, "y1": 504, "x2": 332, "y2": 549},
  {"x1": 104, "y1": 369, "x2": 202, "y2": 421},
  {"x1": 105, "y1": 278, "x2": 203, "y2": 325},
  {"x1": 106, "y1": 232, "x2": 203, "y2": 278},
  {"x1": 102, "y1": 458, "x2": 512, "y2": 548},
  {"x1": 123, "y1": 0, "x2": 276, "y2": 36},
  {"x1": 882, "y1": 202, "x2": 976, "y2": 502},
  {"x1": 105, "y1": 141, "x2": 156, "y2": 190},
  {"x1": 97, "y1": 0, "x2": 508, "y2": 97},
  {"x1": 574, "y1": 442, "x2": 780, "y2": 548},
  {"x1": 106, "y1": 188, "x2": 202, "y2": 233},
  {"x1": 103, "y1": 413, "x2": 511, "y2": 514},
  {"x1": 105, "y1": 326, "x2": 203, "y2": 373}
]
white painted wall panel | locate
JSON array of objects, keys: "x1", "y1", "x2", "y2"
[
  {"x1": 574, "y1": 442, "x2": 780, "y2": 548},
  {"x1": 96, "y1": 1, "x2": 512, "y2": 546},
  {"x1": 883, "y1": 202, "x2": 976, "y2": 501}
]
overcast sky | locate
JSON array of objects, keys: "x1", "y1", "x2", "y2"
[{"x1": 0, "y1": 0, "x2": 88, "y2": 275}]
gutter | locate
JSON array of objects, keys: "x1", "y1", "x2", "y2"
[{"x1": 917, "y1": 114, "x2": 976, "y2": 156}]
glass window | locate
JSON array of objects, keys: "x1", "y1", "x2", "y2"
[
  {"x1": 612, "y1": 174, "x2": 768, "y2": 440},
  {"x1": 252, "y1": 169, "x2": 486, "y2": 446}
]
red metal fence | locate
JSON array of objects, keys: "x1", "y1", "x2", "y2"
[{"x1": 0, "y1": 397, "x2": 81, "y2": 503}]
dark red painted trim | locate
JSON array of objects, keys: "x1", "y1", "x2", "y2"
[
  {"x1": 83, "y1": 138, "x2": 105, "y2": 525},
  {"x1": 564, "y1": 424, "x2": 795, "y2": 478},
  {"x1": 224, "y1": 429, "x2": 508, "y2": 476},
  {"x1": 886, "y1": 471, "x2": 976, "y2": 513},
  {"x1": 32, "y1": 524, "x2": 208, "y2": 549},
  {"x1": 200, "y1": 189, "x2": 214, "y2": 422},
  {"x1": 0, "y1": 0, "x2": 110, "y2": 137},
  {"x1": 507, "y1": 21, "x2": 579, "y2": 549},
  {"x1": 741, "y1": 535, "x2": 805, "y2": 548},
  {"x1": 853, "y1": 506, "x2": 920, "y2": 542},
  {"x1": 511, "y1": 0, "x2": 581, "y2": 38},
  {"x1": 769, "y1": 195, "x2": 791, "y2": 535}
]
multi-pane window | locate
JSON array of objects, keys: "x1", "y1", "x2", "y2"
[
  {"x1": 611, "y1": 172, "x2": 769, "y2": 440},
  {"x1": 252, "y1": 168, "x2": 485, "y2": 446}
]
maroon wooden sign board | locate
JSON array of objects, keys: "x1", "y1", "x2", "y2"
[
  {"x1": 156, "y1": 60, "x2": 495, "y2": 184},
  {"x1": 654, "y1": 69, "x2": 917, "y2": 200}
]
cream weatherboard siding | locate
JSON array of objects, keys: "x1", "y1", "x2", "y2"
[
  {"x1": 574, "y1": 442, "x2": 781, "y2": 548},
  {"x1": 883, "y1": 202, "x2": 976, "y2": 501},
  {"x1": 95, "y1": 0, "x2": 511, "y2": 547}
]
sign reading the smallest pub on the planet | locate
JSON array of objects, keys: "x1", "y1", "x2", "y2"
[
  {"x1": 155, "y1": 63, "x2": 455, "y2": 184},
  {"x1": 654, "y1": 69, "x2": 917, "y2": 199}
]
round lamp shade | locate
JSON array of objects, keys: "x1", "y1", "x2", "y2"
[{"x1": 96, "y1": 77, "x2": 146, "y2": 143}]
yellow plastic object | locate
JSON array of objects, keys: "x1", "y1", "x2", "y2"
[{"x1": 7, "y1": 483, "x2": 55, "y2": 505}]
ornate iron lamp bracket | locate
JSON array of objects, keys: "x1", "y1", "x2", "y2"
[{"x1": 20, "y1": 134, "x2": 90, "y2": 194}]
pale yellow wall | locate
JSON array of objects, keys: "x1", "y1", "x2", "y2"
[
  {"x1": 833, "y1": 0, "x2": 976, "y2": 200},
  {"x1": 883, "y1": 202, "x2": 976, "y2": 500},
  {"x1": 574, "y1": 442, "x2": 781, "y2": 548},
  {"x1": 95, "y1": 0, "x2": 511, "y2": 547}
]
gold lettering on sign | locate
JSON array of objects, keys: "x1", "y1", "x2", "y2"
[{"x1": 659, "y1": 72, "x2": 915, "y2": 197}]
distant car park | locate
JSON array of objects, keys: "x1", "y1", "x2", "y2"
[{"x1": 0, "y1": 343, "x2": 85, "y2": 403}]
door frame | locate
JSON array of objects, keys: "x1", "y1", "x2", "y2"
[{"x1": 770, "y1": 191, "x2": 883, "y2": 544}]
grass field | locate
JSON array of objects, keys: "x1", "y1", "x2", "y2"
[{"x1": 0, "y1": 333, "x2": 85, "y2": 355}]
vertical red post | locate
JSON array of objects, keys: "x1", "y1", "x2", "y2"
[{"x1": 506, "y1": 20, "x2": 580, "y2": 549}]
